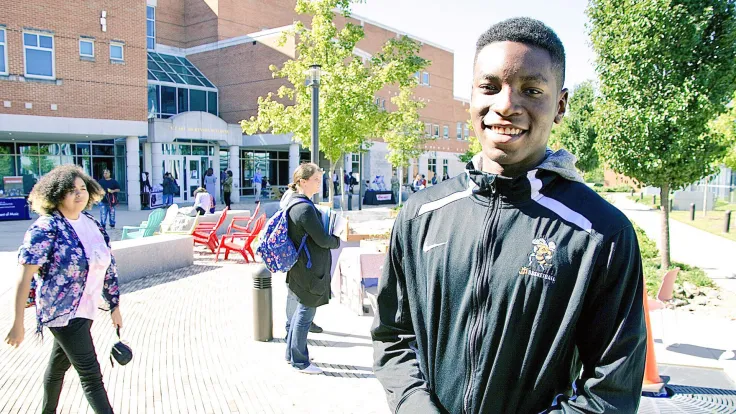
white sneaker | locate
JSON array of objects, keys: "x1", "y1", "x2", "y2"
[{"x1": 297, "y1": 364, "x2": 323, "y2": 375}]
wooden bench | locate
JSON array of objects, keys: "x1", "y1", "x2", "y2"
[{"x1": 111, "y1": 235, "x2": 194, "y2": 284}]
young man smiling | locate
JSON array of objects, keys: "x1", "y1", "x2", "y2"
[{"x1": 372, "y1": 18, "x2": 646, "y2": 413}]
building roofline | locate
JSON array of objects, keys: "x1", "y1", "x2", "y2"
[
  {"x1": 157, "y1": 25, "x2": 295, "y2": 56},
  {"x1": 348, "y1": 12, "x2": 454, "y2": 54},
  {"x1": 454, "y1": 96, "x2": 470, "y2": 104}
]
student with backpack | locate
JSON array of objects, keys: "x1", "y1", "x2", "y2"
[{"x1": 259, "y1": 163, "x2": 340, "y2": 374}]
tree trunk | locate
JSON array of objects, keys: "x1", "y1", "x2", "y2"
[{"x1": 660, "y1": 182, "x2": 671, "y2": 270}]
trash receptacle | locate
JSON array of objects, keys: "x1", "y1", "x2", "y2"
[{"x1": 251, "y1": 264, "x2": 273, "y2": 341}]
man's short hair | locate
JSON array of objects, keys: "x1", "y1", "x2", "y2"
[{"x1": 476, "y1": 17, "x2": 566, "y2": 89}]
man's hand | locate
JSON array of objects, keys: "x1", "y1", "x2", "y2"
[
  {"x1": 111, "y1": 307, "x2": 123, "y2": 329},
  {"x1": 5, "y1": 322, "x2": 25, "y2": 348}
]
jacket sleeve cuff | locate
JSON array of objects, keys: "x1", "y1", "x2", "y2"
[{"x1": 396, "y1": 389, "x2": 441, "y2": 414}]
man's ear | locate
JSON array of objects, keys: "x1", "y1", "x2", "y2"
[{"x1": 554, "y1": 88, "x2": 569, "y2": 124}]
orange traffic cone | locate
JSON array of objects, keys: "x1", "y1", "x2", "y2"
[{"x1": 641, "y1": 284, "x2": 666, "y2": 394}]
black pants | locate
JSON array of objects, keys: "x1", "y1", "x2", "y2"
[
  {"x1": 196, "y1": 207, "x2": 206, "y2": 215},
  {"x1": 43, "y1": 318, "x2": 113, "y2": 414},
  {"x1": 224, "y1": 191, "x2": 231, "y2": 209}
]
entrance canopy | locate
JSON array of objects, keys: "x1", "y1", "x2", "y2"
[{"x1": 148, "y1": 111, "x2": 241, "y2": 147}]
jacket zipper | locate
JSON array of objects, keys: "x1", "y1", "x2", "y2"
[{"x1": 463, "y1": 182, "x2": 498, "y2": 413}]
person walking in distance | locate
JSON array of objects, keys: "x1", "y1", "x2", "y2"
[
  {"x1": 5, "y1": 165, "x2": 122, "y2": 414},
  {"x1": 372, "y1": 17, "x2": 646, "y2": 413},
  {"x1": 253, "y1": 170, "x2": 263, "y2": 203},
  {"x1": 283, "y1": 163, "x2": 340, "y2": 374},
  {"x1": 162, "y1": 172, "x2": 177, "y2": 206},
  {"x1": 204, "y1": 168, "x2": 217, "y2": 201},
  {"x1": 97, "y1": 169, "x2": 120, "y2": 229},
  {"x1": 223, "y1": 170, "x2": 233, "y2": 209}
]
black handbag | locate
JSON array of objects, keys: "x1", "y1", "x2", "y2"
[{"x1": 110, "y1": 327, "x2": 132, "y2": 366}]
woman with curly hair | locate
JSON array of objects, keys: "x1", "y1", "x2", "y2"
[{"x1": 5, "y1": 164, "x2": 122, "y2": 414}]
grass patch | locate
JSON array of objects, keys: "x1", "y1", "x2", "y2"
[
  {"x1": 629, "y1": 195, "x2": 736, "y2": 242},
  {"x1": 670, "y1": 211, "x2": 736, "y2": 242},
  {"x1": 632, "y1": 223, "x2": 715, "y2": 299}
]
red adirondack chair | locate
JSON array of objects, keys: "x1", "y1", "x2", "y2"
[
  {"x1": 192, "y1": 207, "x2": 229, "y2": 253},
  {"x1": 228, "y1": 202, "x2": 260, "y2": 235},
  {"x1": 215, "y1": 214, "x2": 266, "y2": 263}
]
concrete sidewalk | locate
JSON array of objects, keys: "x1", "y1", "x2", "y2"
[
  {"x1": 610, "y1": 193, "x2": 736, "y2": 294},
  {"x1": 0, "y1": 251, "x2": 388, "y2": 414}
]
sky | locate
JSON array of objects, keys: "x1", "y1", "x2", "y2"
[{"x1": 350, "y1": 0, "x2": 597, "y2": 100}]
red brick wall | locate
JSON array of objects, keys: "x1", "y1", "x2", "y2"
[
  {"x1": 0, "y1": 0, "x2": 147, "y2": 121},
  {"x1": 188, "y1": 38, "x2": 292, "y2": 125}
]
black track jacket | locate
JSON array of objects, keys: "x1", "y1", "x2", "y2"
[{"x1": 372, "y1": 152, "x2": 646, "y2": 413}]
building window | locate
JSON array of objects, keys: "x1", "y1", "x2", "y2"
[
  {"x1": 207, "y1": 91, "x2": 218, "y2": 116},
  {"x1": 424, "y1": 123, "x2": 431, "y2": 137},
  {"x1": 0, "y1": 28, "x2": 7, "y2": 75},
  {"x1": 464, "y1": 124, "x2": 470, "y2": 139},
  {"x1": 433, "y1": 124, "x2": 439, "y2": 138},
  {"x1": 351, "y1": 153, "x2": 360, "y2": 173},
  {"x1": 457, "y1": 122, "x2": 463, "y2": 140},
  {"x1": 381, "y1": 98, "x2": 386, "y2": 110},
  {"x1": 110, "y1": 42, "x2": 124, "y2": 62},
  {"x1": 147, "y1": 6, "x2": 156, "y2": 50},
  {"x1": 443, "y1": 125, "x2": 449, "y2": 139},
  {"x1": 422, "y1": 72, "x2": 430, "y2": 86},
  {"x1": 428, "y1": 158, "x2": 437, "y2": 175},
  {"x1": 79, "y1": 39, "x2": 94, "y2": 58},
  {"x1": 23, "y1": 32, "x2": 55, "y2": 79},
  {"x1": 443, "y1": 159, "x2": 449, "y2": 177},
  {"x1": 414, "y1": 71, "x2": 420, "y2": 82},
  {"x1": 189, "y1": 89, "x2": 206, "y2": 112}
]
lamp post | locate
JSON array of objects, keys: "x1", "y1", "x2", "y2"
[{"x1": 307, "y1": 64, "x2": 322, "y2": 203}]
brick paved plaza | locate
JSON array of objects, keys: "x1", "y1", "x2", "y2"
[{"x1": 0, "y1": 249, "x2": 388, "y2": 413}]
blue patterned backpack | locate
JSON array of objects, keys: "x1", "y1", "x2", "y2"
[{"x1": 257, "y1": 199, "x2": 312, "y2": 273}]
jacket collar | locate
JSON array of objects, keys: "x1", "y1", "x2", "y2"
[{"x1": 464, "y1": 149, "x2": 582, "y2": 202}]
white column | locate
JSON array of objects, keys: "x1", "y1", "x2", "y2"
[
  {"x1": 288, "y1": 143, "x2": 300, "y2": 176},
  {"x1": 143, "y1": 143, "x2": 153, "y2": 182},
  {"x1": 126, "y1": 136, "x2": 142, "y2": 211},
  {"x1": 229, "y1": 145, "x2": 240, "y2": 204},
  {"x1": 213, "y1": 144, "x2": 221, "y2": 202},
  {"x1": 151, "y1": 143, "x2": 163, "y2": 188}
]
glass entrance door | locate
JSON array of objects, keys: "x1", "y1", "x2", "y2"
[
  {"x1": 183, "y1": 156, "x2": 213, "y2": 201},
  {"x1": 163, "y1": 158, "x2": 184, "y2": 202}
]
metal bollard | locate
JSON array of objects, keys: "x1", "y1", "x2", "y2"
[
  {"x1": 690, "y1": 203, "x2": 696, "y2": 221},
  {"x1": 669, "y1": 198, "x2": 673, "y2": 212},
  {"x1": 653, "y1": 195, "x2": 657, "y2": 206},
  {"x1": 725, "y1": 211, "x2": 732, "y2": 233},
  {"x1": 251, "y1": 264, "x2": 273, "y2": 342},
  {"x1": 347, "y1": 191, "x2": 353, "y2": 210},
  {"x1": 640, "y1": 192, "x2": 643, "y2": 201}
]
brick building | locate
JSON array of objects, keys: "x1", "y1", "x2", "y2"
[{"x1": 0, "y1": 0, "x2": 472, "y2": 210}]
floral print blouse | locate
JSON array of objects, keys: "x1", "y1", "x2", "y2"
[{"x1": 18, "y1": 210, "x2": 120, "y2": 332}]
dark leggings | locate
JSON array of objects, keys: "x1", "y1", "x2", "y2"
[
  {"x1": 43, "y1": 318, "x2": 114, "y2": 414},
  {"x1": 224, "y1": 191, "x2": 231, "y2": 209}
]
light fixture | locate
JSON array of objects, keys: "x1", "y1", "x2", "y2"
[{"x1": 307, "y1": 64, "x2": 321, "y2": 84}]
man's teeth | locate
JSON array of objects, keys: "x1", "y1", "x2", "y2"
[{"x1": 490, "y1": 126, "x2": 523, "y2": 135}]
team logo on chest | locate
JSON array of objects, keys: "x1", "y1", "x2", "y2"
[{"x1": 518, "y1": 238, "x2": 557, "y2": 283}]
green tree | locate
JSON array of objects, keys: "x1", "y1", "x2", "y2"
[
  {"x1": 549, "y1": 81, "x2": 599, "y2": 174},
  {"x1": 458, "y1": 120, "x2": 481, "y2": 164},
  {"x1": 384, "y1": 86, "x2": 429, "y2": 194},
  {"x1": 241, "y1": 0, "x2": 428, "y2": 202},
  {"x1": 709, "y1": 94, "x2": 736, "y2": 169},
  {"x1": 588, "y1": 0, "x2": 736, "y2": 269}
]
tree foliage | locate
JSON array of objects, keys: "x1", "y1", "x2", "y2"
[
  {"x1": 709, "y1": 93, "x2": 736, "y2": 169},
  {"x1": 384, "y1": 86, "x2": 428, "y2": 169},
  {"x1": 549, "y1": 81, "x2": 599, "y2": 173},
  {"x1": 241, "y1": 0, "x2": 428, "y2": 201},
  {"x1": 588, "y1": 0, "x2": 736, "y2": 189},
  {"x1": 458, "y1": 120, "x2": 482, "y2": 164}
]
